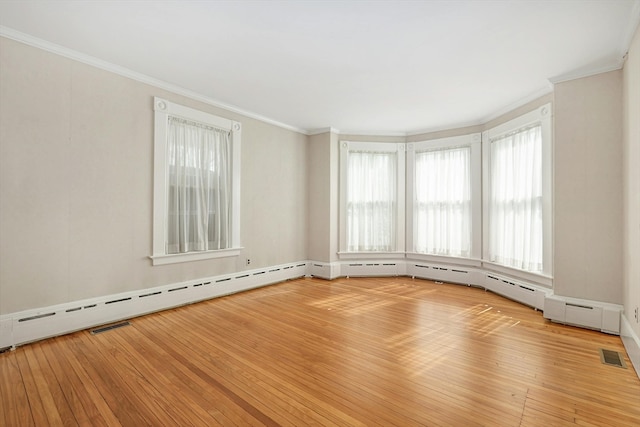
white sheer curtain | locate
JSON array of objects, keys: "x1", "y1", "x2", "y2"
[
  {"x1": 414, "y1": 147, "x2": 471, "y2": 257},
  {"x1": 347, "y1": 151, "x2": 396, "y2": 251},
  {"x1": 489, "y1": 124, "x2": 543, "y2": 272},
  {"x1": 166, "y1": 116, "x2": 231, "y2": 254}
]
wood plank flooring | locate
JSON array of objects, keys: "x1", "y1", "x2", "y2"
[{"x1": 1, "y1": 276, "x2": 639, "y2": 426}]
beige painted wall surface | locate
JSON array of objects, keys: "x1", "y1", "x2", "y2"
[
  {"x1": 623, "y1": 24, "x2": 640, "y2": 336},
  {"x1": 0, "y1": 40, "x2": 74, "y2": 311},
  {"x1": 553, "y1": 70, "x2": 623, "y2": 303},
  {"x1": 240, "y1": 119, "x2": 308, "y2": 267},
  {"x1": 307, "y1": 131, "x2": 340, "y2": 263},
  {"x1": 0, "y1": 37, "x2": 308, "y2": 314},
  {"x1": 307, "y1": 132, "x2": 331, "y2": 262},
  {"x1": 329, "y1": 131, "x2": 339, "y2": 262}
]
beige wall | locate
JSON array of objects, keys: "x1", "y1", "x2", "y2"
[
  {"x1": 330, "y1": 131, "x2": 340, "y2": 262},
  {"x1": 307, "y1": 132, "x2": 332, "y2": 262},
  {"x1": 553, "y1": 70, "x2": 623, "y2": 303},
  {"x1": 623, "y1": 25, "x2": 640, "y2": 336},
  {"x1": 307, "y1": 131, "x2": 340, "y2": 263},
  {"x1": 0, "y1": 37, "x2": 309, "y2": 314}
]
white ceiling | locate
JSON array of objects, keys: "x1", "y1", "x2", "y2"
[{"x1": 1, "y1": 0, "x2": 639, "y2": 135}]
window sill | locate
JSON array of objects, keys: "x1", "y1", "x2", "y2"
[
  {"x1": 150, "y1": 247, "x2": 243, "y2": 266},
  {"x1": 481, "y1": 261, "x2": 553, "y2": 288},
  {"x1": 405, "y1": 253, "x2": 482, "y2": 267},
  {"x1": 337, "y1": 251, "x2": 406, "y2": 260}
]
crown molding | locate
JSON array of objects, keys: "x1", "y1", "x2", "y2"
[
  {"x1": 405, "y1": 118, "x2": 484, "y2": 138},
  {"x1": 548, "y1": 61, "x2": 624, "y2": 85},
  {"x1": 307, "y1": 127, "x2": 341, "y2": 136},
  {"x1": 479, "y1": 85, "x2": 554, "y2": 124},
  {"x1": 0, "y1": 26, "x2": 308, "y2": 136},
  {"x1": 337, "y1": 129, "x2": 409, "y2": 138}
]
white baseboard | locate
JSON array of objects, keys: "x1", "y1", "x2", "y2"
[
  {"x1": 1, "y1": 257, "x2": 629, "y2": 361},
  {"x1": 621, "y1": 315, "x2": 640, "y2": 378},
  {"x1": 308, "y1": 259, "x2": 550, "y2": 311},
  {"x1": 543, "y1": 294, "x2": 623, "y2": 334},
  {"x1": 341, "y1": 261, "x2": 405, "y2": 278},
  {"x1": 0, "y1": 261, "x2": 308, "y2": 350},
  {"x1": 308, "y1": 261, "x2": 341, "y2": 280}
]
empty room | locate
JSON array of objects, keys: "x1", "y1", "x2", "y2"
[{"x1": 1, "y1": 1, "x2": 640, "y2": 426}]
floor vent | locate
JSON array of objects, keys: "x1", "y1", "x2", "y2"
[
  {"x1": 91, "y1": 321, "x2": 131, "y2": 335},
  {"x1": 599, "y1": 349, "x2": 626, "y2": 368}
]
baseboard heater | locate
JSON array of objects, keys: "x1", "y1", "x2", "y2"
[
  {"x1": 483, "y1": 274, "x2": 548, "y2": 310},
  {"x1": 544, "y1": 294, "x2": 622, "y2": 334},
  {"x1": 0, "y1": 261, "x2": 309, "y2": 350},
  {"x1": 341, "y1": 262, "x2": 400, "y2": 278}
]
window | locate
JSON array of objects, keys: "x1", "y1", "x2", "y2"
[
  {"x1": 151, "y1": 97, "x2": 241, "y2": 265},
  {"x1": 407, "y1": 134, "x2": 481, "y2": 261},
  {"x1": 166, "y1": 117, "x2": 229, "y2": 253},
  {"x1": 339, "y1": 142, "x2": 405, "y2": 256},
  {"x1": 483, "y1": 104, "x2": 552, "y2": 276}
]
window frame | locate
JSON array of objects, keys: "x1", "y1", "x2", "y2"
[
  {"x1": 338, "y1": 141, "x2": 406, "y2": 259},
  {"x1": 406, "y1": 133, "x2": 482, "y2": 265},
  {"x1": 482, "y1": 103, "x2": 553, "y2": 281},
  {"x1": 150, "y1": 97, "x2": 242, "y2": 266}
]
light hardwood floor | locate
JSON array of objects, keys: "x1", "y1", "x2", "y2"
[{"x1": 1, "y1": 276, "x2": 639, "y2": 426}]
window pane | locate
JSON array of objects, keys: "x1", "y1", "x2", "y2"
[
  {"x1": 414, "y1": 146, "x2": 471, "y2": 257},
  {"x1": 489, "y1": 125, "x2": 543, "y2": 272},
  {"x1": 347, "y1": 151, "x2": 396, "y2": 251},
  {"x1": 166, "y1": 117, "x2": 231, "y2": 254}
]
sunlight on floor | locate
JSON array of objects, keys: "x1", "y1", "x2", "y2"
[{"x1": 452, "y1": 303, "x2": 521, "y2": 337}]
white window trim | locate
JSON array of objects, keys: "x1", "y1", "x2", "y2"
[
  {"x1": 482, "y1": 260, "x2": 553, "y2": 287},
  {"x1": 405, "y1": 252, "x2": 483, "y2": 267},
  {"x1": 150, "y1": 97, "x2": 242, "y2": 265},
  {"x1": 338, "y1": 141, "x2": 405, "y2": 257},
  {"x1": 482, "y1": 103, "x2": 553, "y2": 279},
  {"x1": 336, "y1": 251, "x2": 407, "y2": 260},
  {"x1": 406, "y1": 133, "x2": 482, "y2": 263}
]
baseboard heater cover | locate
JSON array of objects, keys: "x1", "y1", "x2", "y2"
[
  {"x1": 341, "y1": 262, "x2": 401, "y2": 278},
  {"x1": 544, "y1": 294, "x2": 622, "y2": 334},
  {"x1": 0, "y1": 261, "x2": 309, "y2": 349},
  {"x1": 3, "y1": 259, "x2": 622, "y2": 349}
]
